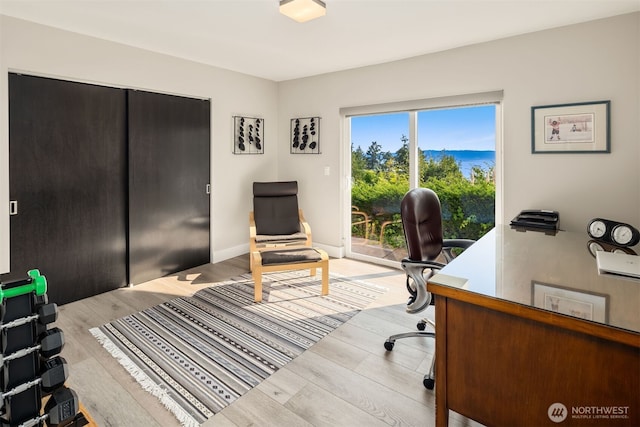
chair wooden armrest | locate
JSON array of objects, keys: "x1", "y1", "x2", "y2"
[
  {"x1": 249, "y1": 211, "x2": 258, "y2": 253},
  {"x1": 379, "y1": 218, "x2": 402, "y2": 247},
  {"x1": 351, "y1": 205, "x2": 370, "y2": 241},
  {"x1": 298, "y1": 209, "x2": 312, "y2": 246},
  {"x1": 249, "y1": 209, "x2": 312, "y2": 271}
]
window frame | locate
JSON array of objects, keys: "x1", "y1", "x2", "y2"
[{"x1": 342, "y1": 91, "x2": 504, "y2": 266}]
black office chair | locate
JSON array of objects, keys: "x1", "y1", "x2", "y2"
[{"x1": 384, "y1": 188, "x2": 475, "y2": 389}]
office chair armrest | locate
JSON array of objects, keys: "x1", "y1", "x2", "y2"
[
  {"x1": 402, "y1": 258, "x2": 446, "y2": 270},
  {"x1": 443, "y1": 238, "x2": 475, "y2": 263},
  {"x1": 443, "y1": 238, "x2": 475, "y2": 250}
]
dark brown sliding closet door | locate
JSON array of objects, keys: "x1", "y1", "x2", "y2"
[
  {"x1": 5, "y1": 74, "x2": 128, "y2": 304},
  {"x1": 128, "y1": 90, "x2": 210, "y2": 285}
]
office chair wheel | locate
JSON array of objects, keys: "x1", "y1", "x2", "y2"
[
  {"x1": 423, "y1": 377, "x2": 435, "y2": 390},
  {"x1": 416, "y1": 320, "x2": 426, "y2": 331},
  {"x1": 384, "y1": 340, "x2": 395, "y2": 351}
]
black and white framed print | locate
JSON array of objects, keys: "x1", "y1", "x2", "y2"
[
  {"x1": 290, "y1": 117, "x2": 320, "y2": 154},
  {"x1": 233, "y1": 115, "x2": 264, "y2": 154}
]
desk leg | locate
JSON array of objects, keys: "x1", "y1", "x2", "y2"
[{"x1": 435, "y1": 295, "x2": 449, "y2": 427}]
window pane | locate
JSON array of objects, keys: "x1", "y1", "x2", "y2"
[
  {"x1": 418, "y1": 105, "x2": 496, "y2": 240},
  {"x1": 350, "y1": 113, "x2": 409, "y2": 261}
]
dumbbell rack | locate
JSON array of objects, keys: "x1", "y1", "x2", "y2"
[{"x1": 0, "y1": 270, "x2": 88, "y2": 427}]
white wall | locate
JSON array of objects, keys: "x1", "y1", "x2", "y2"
[
  {"x1": 1, "y1": 13, "x2": 639, "y2": 273},
  {"x1": 278, "y1": 12, "x2": 640, "y2": 251},
  {"x1": 0, "y1": 15, "x2": 278, "y2": 273}
]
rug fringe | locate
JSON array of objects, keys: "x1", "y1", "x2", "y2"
[{"x1": 89, "y1": 327, "x2": 201, "y2": 427}]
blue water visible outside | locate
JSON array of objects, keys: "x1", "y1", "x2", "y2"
[
  {"x1": 351, "y1": 105, "x2": 497, "y2": 178},
  {"x1": 423, "y1": 149, "x2": 495, "y2": 178}
]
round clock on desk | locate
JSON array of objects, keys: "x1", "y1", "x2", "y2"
[
  {"x1": 587, "y1": 218, "x2": 640, "y2": 247},
  {"x1": 611, "y1": 224, "x2": 638, "y2": 246},
  {"x1": 587, "y1": 219, "x2": 607, "y2": 239}
]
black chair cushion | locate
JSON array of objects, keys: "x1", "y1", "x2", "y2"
[
  {"x1": 253, "y1": 181, "x2": 301, "y2": 235},
  {"x1": 260, "y1": 248, "x2": 321, "y2": 265}
]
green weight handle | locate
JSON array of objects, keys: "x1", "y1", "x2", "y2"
[{"x1": 0, "y1": 269, "x2": 47, "y2": 304}]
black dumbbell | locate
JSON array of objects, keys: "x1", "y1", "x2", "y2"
[
  {"x1": 15, "y1": 386, "x2": 78, "y2": 427},
  {"x1": 0, "y1": 328, "x2": 65, "y2": 366},
  {"x1": 0, "y1": 303, "x2": 58, "y2": 331},
  {"x1": 40, "y1": 356, "x2": 69, "y2": 393},
  {"x1": 0, "y1": 356, "x2": 68, "y2": 407}
]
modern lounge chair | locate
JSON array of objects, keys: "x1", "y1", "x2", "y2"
[{"x1": 249, "y1": 181, "x2": 312, "y2": 270}]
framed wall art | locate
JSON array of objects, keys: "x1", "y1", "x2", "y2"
[
  {"x1": 531, "y1": 100, "x2": 610, "y2": 154},
  {"x1": 233, "y1": 115, "x2": 264, "y2": 154},
  {"x1": 290, "y1": 117, "x2": 320, "y2": 154},
  {"x1": 531, "y1": 281, "x2": 608, "y2": 323}
]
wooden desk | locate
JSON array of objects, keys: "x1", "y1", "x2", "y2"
[{"x1": 428, "y1": 226, "x2": 640, "y2": 427}]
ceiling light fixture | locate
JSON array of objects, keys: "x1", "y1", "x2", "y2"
[{"x1": 279, "y1": 0, "x2": 326, "y2": 23}]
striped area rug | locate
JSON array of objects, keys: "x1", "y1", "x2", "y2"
[{"x1": 90, "y1": 271, "x2": 386, "y2": 426}]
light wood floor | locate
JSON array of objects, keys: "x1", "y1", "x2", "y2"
[{"x1": 56, "y1": 255, "x2": 482, "y2": 426}]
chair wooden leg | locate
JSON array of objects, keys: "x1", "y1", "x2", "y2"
[
  {"x1": 252, "y1": 252, "x2": 263, "y2": 302},
  {"x1": 253, "y1": 270, "x2": 262, "y2": 302},
  {"x1": 251, "y1": 249, "x2": 330, "y2": 303},
  {"x1": 321, "y1": 262, "x2": 329, "y2": 296}
]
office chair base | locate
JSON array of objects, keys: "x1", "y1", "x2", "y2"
[
  {"x1": 384, "y1": 330, "x2": 436, "y2": 351},
  {"x1": 417, "y1": 317, "x2": 435, "y2": 331},
  {"x1": 423, "y1": 376, "x2": 435, "y2": 390},
  {"x1": 384, "y1": 331, "x2": 436, "y2": 390}
]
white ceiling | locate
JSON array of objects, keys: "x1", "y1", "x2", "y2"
[{"x1": 1, "y1": 0, "x2": 638, "y2": 82}]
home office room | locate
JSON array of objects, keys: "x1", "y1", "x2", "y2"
[{"x1": 0, "y1": 1, "x2": 638, "y2": 426}]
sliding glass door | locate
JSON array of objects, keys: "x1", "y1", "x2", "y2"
[{"x1": 348, "y1": 103, "x2": 498, "y2": 266}]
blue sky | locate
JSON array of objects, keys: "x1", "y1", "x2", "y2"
[{"x1": 351, "y1": 104, "x2": 496, "y2": 152}]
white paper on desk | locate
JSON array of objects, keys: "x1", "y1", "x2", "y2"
[{"x1": 596, "y1": 251, "x2": 640, "y2": 279}]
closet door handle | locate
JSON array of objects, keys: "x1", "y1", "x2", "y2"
[
  {"x1": 205, "y1": 184, "x2": 211, "y2": 195},
  {"x1": 9, "y1": 201, "x2": 18, "y2": 215}
]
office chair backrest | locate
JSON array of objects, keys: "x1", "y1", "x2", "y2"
[
  {"x1": 401, "y1": 188, "x2": 444, "y2": 262},
  {"x1": 253, "y1": 181, "x2": 301, "y2": 235}
]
